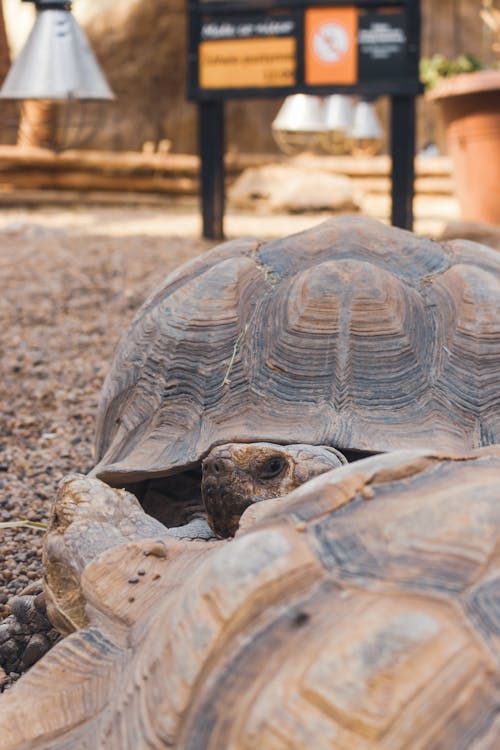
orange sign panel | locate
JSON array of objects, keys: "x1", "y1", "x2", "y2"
[
  {"x1": 199, "y1": 37, "x2": 297, "y2": 89},
  {"x1": 305, "y1": 6, "x2": 358, "y2": 86}
]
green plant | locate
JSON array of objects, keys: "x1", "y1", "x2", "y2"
[
  {"x1": 420, "y1": 54, "x2": 484, "y2": 89},
  {"x1": 420, "y1": 2, "x2": 500, "y2": 89}
]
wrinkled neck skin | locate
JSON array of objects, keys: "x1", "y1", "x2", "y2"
[{"x1": 201, "y1": 442, "x2": 347, "y2": 538}]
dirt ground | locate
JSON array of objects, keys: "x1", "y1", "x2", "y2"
[{"x1": 0, "y1": 206, "x2": 220, "y2": 678}]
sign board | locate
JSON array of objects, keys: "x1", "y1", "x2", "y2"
[
  {"x1": 188, "y1": 1, "x2": 421, "y2": 100},
  {"x1": 189, "y1": 1, "x2": 422, "y2": 241}
]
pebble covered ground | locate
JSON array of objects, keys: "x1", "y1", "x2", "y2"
[{"x1": 0, "y1": 219, "x2": 209, "y2": 689}]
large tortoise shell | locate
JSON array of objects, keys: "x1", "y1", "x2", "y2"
[
  {"x1": 1, "y1": 448, "x2": 499, "y2": 748},
  {"x1": 93, "y1": 216, "x2": 500, "y2": 484}
]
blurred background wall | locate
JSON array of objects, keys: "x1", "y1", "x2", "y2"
[{"x1": 0, "y1": 0, "x2": 494, "y2": 153}]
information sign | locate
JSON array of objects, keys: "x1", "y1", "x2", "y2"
[
  {"x1": 189, "y1": 1, "x2": 421, "y2": 99},
  {"x1": 187, "y1": 1, "x2": 422, "y2": 239},
  {"x1": 199, "y1": 14, "x2": 297, "y2": 89}
]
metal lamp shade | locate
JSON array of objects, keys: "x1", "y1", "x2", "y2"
[
  {"x1": 272, "y1": 94, "x2": 325, "y2": 155},
  {"x1": 322, "y1": 94, "x2": 354, "y2": 155},
  {"x1": 323, "y1": 95, "x2": 354, "y2": 132},
  {"x1": 351, "y1": 101, "x2": 383, "y2": 139},
  {"x1": 272, "y1": 94, "x2": 325, "y2": 132},
  {"x1": 351, "y1": 100, "x2": 383, "y2": 156},
  {"x1": 0, "y1": 9, "x2": 114, "y2": 101}
]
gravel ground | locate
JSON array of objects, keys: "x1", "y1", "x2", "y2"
[{"x1": 0, "y1": 216, "x2": 210, "y2": 688}]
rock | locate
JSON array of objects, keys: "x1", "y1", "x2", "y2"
[
  {"x1": 21, "y1": 634, "x2": 51, "y2": 670},
  {"x1": 10, "y1": 595, "x2": 36, "y2": 624},
  {"x1": 0, "y1": 634, "x2": 18, "y2": 671},
  {"x1": 228, "y1": 164, "x2": 359, "y2": 214},
  {"x1": 439, "y1": 221, "x2": 500, "y2": 250}
]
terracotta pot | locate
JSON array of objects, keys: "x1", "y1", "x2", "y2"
[{"x1": 428, "y1": 70, "x2": 500, "y2": 225}]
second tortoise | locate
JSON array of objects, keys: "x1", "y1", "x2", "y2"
[{"x1": 91, "y1": 215, "x2": 500, "y2": 535}]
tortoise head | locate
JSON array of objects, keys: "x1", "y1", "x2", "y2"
[{"x1": 201, "y1": 442, "x2": 346, "y2": 538}]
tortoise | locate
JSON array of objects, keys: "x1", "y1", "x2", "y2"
[
  {"x1": 0, "y1": 447, "x2": 499, "y2": 749},
  {"x1": 90, "y1": 214, "x2": 500, "y2": 536}
]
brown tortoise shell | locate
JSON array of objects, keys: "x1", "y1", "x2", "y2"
[
  {"x1": 92, "y1": 216, "x2": 500, "y2": 484},
  {"x1": 1, "y1": 448, "x2": 499, "y2": 748}
]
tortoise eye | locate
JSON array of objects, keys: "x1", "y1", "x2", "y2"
[{"x1": 260, "y1": 456, "x2": 287, "y2": 480}]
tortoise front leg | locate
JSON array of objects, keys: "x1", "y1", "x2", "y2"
[
  {"x1": 43, "y1": 474, "x2": 214, "y2": 635},
  {"x1": 0, "y1": 582, "x2": 61, "y2": 687}
]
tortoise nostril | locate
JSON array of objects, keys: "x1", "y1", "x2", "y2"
[
  {"x1": 203, "y1": 454, "x2": 235, "y2": 478},
  {"x1": 203, "y1": 457, "x2": 226, "y2": 476}
]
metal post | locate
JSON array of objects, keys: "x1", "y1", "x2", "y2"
[
  {"x1": 390, "y1": 94, "x2": 416, "y2": 230},
  {"x1": 199, "y1": 100, "x2": 225, "y2": 241}
]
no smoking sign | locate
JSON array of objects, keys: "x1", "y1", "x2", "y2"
[
  {"x1": 305, "y1": 6, "x2": 358, "y2": 85},
  {"x1": 313, "y1": 23, "x2": 350, "y2": 64}
]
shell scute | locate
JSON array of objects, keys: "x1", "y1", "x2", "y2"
[
  {"x1": 309, "y1": 457, "x2": 500, "y2": 594},
  {"x1": 299, "y1": 597, "x2": 471, "y2": 741}
]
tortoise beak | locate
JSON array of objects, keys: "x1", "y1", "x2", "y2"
[{"x1": 201, "y1": 454, "x2": 254, "y2": 538}]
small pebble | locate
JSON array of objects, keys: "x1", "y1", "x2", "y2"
[
  {"x1": 128, "y1": 577, "x2": 139, "y2": 585},
  {"x1": 295, "y1": 522, "x2": 307, "y2": 533},
  {"x1": 152, "y1": 573, "x2": 161, "y2": 581},
  {"x1": 128, "y1": 597, "x2": 135, "y2": 603},
  {"x1": 22, "y1": 634, "x2": 51, "y2": 670},
  {"x1": 137, "y1": 569, "x2": 146, "y2": 576}
]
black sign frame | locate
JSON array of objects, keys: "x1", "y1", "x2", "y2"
[{"x1": 188, "y1": 1, "x2": 423, "y2": 239}]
